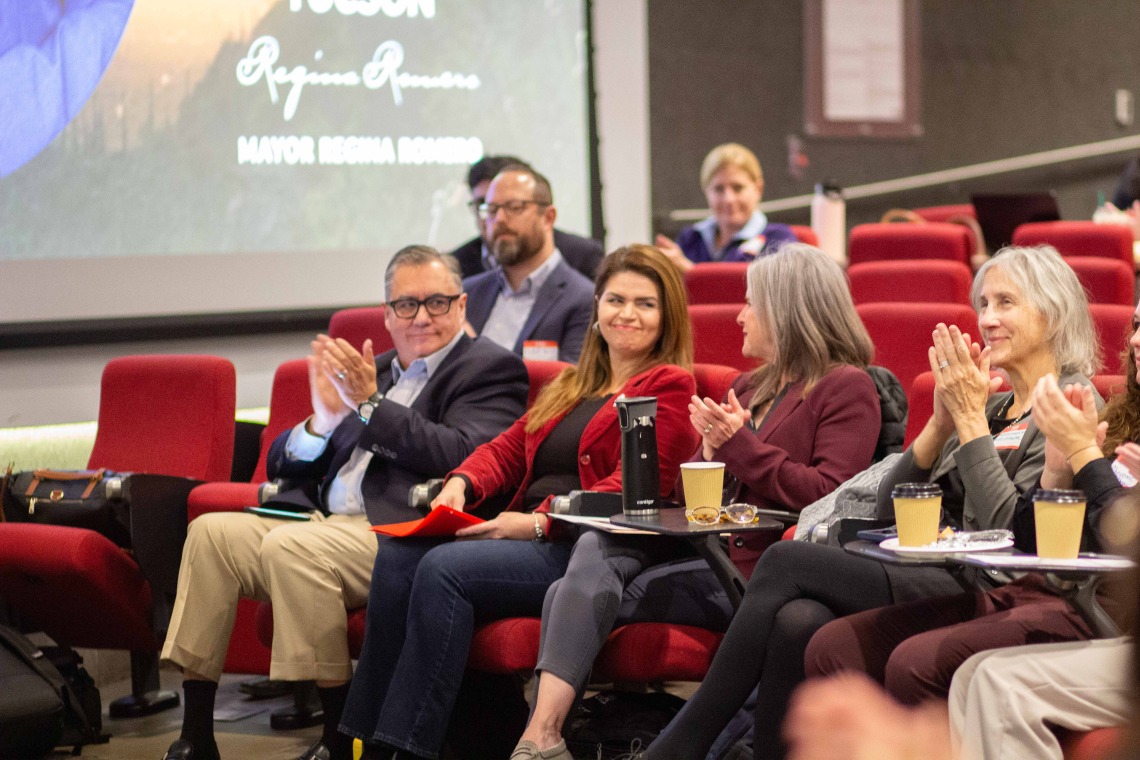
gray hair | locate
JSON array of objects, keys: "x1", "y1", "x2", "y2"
[
  {"x1": 383, "y1": 245, "x2": 463, "y2": 300},
  {"x1": 746, "y1": 242, "x2": 873, "y2": 407},
  {"x1": 971, "y1": 245, "x2": 1100, "y2": 376}
]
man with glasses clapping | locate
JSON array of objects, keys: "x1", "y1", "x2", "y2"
[{"x1": 159, "y1": 245, "x2": 528, "y2": 760}]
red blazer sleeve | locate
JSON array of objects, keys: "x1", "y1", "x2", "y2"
[
  {"x1": 584, "y1": 364, "x2": 699, "y2": 499},
  {"x1": 456, "y1": 364, "x2": 698, "y2": 515},
  {"x1": 715, "y1": 365, "x2": 880, "y2": 511},
  {"x1": 449, "y1": 412, "x2": 536, "y2": 503}
]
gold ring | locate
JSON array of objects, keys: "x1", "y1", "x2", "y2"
[{"x1": 704, "y1": 423, "x2": 713, "y2": 434}]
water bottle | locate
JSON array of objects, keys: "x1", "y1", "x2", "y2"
[{"x1": 811, "y1": 180, "x2": 846, "y2": 266}]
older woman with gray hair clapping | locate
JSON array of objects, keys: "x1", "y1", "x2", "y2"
[{"x1": 628, "y1": 244, "x2": 1100, "y2": 760}]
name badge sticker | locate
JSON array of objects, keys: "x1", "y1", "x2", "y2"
[
  {"x1": 993, "y1": 420, "x2": 1029, "y2": 451},
  {"x1": 522, "y1": 340, "x2": 559, "y2": 361},
  {"x1": 1112, "y1": 458, "x2": 1138, "y2": 488}
]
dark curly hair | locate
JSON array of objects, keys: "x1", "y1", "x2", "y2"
[{"x1": 1101, "y1": 332, "x2": 1140, "y2": 458}]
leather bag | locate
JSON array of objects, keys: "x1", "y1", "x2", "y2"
[{"x1": 0, "y1": 466, "x2": 131, "y2": 548}]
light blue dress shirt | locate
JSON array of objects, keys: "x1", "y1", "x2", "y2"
[{"x1": 479, "y1": 249, "x2": 564, "y2": 352}]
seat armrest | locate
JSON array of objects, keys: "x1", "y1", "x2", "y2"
[
  {"x1": 408, "y1": 479, "x2": 445, "y2": 511},
  {"x1": 827, "y1": 517, "x2": 896, "y2": 546}
]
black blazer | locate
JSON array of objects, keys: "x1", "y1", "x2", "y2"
[
  {"x1": 450, "y1": 229, "x2": 605, "y2": 281},
  {"x1": 265, "y1": 335, "x2": 528, "y2": 525}
]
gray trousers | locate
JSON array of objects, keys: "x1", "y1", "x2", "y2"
[
  {"x1": 534, "y1": 529, "x2": 733, "y2": 690},
  {"x1": 950, "y1": 637, "x2": 1132, "y2": 760}
]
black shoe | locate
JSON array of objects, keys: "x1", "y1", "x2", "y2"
[
  {"x1": 161, "y1": 739, "x2": 198, "y2": 760},
  {"x1": 296, "y1": 739, "x2": 333, "y2": 760}
]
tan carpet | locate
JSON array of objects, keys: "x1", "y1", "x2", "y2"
[{"x1": 46, "y1": 667, "x2": 324, "y2": 760}]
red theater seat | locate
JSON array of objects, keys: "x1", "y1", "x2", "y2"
[
  {"x1": 1061, "y1": 727, "x2": 1123, "y2": 760},
  {"x1": 523, "y1": 359, "x2": 571, "y2": 406},
  {"x1": 848, "y1": 260, "x2": 973, "y2": 306},
  {"x1": 694, "y1": 363, "x2": 742, "y2": 402},
  {"x1": 689, "y1": 304, "x2": 754, "y2": 371},
  {"x1": 912, "y1": 204, "x2": 976, "y2": 223},
  {"x1": 1090, "y1": 304, "x2": 1134, "y2": 376},
  {"x1": 848, "y1": 223, "x2": 973, "y2": 267},
  {"x1": 790, "y1": 225, "x2": 819, "y2": 245},
  {"x1": 1066, "y1": 257, "x2": 1135, "y2": 305},
  {"x1": 0, "y1": 355, "x2": 236, "y2": 718},
  {"x1": 856, "y1": 303, "x2": 978, "y2": 395},
  {"x1": 1013, "y1": 221, "x2": 1134, "y2": 266},
  {"x1": 329, "y1": 306, "x2": 395, "y2": 354},
  {"x1": 685, "y1": 262, "x2": 749, "y2": 305}
]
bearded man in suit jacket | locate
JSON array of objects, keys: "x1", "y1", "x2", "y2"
[
  {"x1": 451, "y1": 154, "x2": 604, "y2": 281},
  {"x1": 159, "y1": 246, "x2": 528, "y2": 760},
  {"x1": 464, "y1": 166, "x2": 596, "y2": 363}
]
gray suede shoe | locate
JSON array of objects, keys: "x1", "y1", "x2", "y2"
[{"x1": 509, "y1": 739, "x2": 575, "y2": 760}]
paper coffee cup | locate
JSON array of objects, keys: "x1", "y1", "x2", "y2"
[
  {"x1": 892, "y1": 483, "x2": 942, "y2": 547},
  {"x1": 1034, "y1": 489, "x2": 1086, "y2": 559},
  {"x1": 681, "y1": 462, "x2": 725, "y2": 518}
]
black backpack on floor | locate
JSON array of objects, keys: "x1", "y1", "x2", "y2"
[
  {"x1": 564, "y1": 690, "x2": 687, "y2": 760},
  {"x1": 0, "y1": 624, "x2": 102, "y2": 758}
]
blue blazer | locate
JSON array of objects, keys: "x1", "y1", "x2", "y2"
[
  {"x1": 264, "y1": 334, "x2": 528, "y2": 525},
  {"x1": 463, "y1": 258, "x2": 595, "y2": 363}
]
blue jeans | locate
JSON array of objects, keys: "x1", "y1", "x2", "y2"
[{"x1": 339, "y1": 536, "x2": 573, "y2": 759}]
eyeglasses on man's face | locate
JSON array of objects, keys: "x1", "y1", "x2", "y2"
[
  {"x1": 474, "y1": 199, "x2": 548, "y2": 221},
  {"x1": 385, "y1": 294, "x2": 462, "y2": 319}
]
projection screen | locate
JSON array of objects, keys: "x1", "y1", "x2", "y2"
[{"x1": 0, "y1": 0, "x2": 593, "y2": 329}]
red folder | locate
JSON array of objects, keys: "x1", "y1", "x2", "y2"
[{"x1": 371, "y1": 506, "x2": 484, "y2": 538}]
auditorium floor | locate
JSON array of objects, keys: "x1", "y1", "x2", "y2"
[
  {"x1": 47, "y1": 666, "x2": 698, "y2": 759},
  {"x1": 48, "y1": 667, "x2": 323, "y2": 760}
]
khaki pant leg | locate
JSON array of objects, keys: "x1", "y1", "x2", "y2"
[
  {"x1": 951, "y1": 638, "x2": 1133, "y2": 760},
  {"x1": 259, "y1": 513, "x2": 378, "y2": 682},
  {"x1": 161, "y1": 512, "x2": 278, "y2": 681}
]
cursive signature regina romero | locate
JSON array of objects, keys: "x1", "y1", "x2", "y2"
[{"x1": 236, "y1": 36, "x2": 480, "y2": 121}]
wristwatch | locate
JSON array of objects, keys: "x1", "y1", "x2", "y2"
[{"x1": 357, "y1": 391, "x2": 384, "y2": 423}]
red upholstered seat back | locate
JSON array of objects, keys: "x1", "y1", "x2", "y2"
[
  {"x1": 848, "y1": 260, "x2": 973, "y2": 306},
  {"x1": 912, "y1": 204, "x2": 976, "y2": 223},
  {"x1": 1090, "y1": 304, "x2": 1135, "y2": 376},
  {"x1": 523, "y1": 360, "x2": 572, "y2": 408},
  {"x1": 689, "y1": 304, "x2": 754, "y2": 372},
  {"x1": 1066, "y1": 257, "x2": 1135, "y2": 305},
  {"x1": 87, "y1": 355, "x2": 236, "y2": 482},
  {"x1": 1012, "y1": 221, "x2": 1134, "y2": 265},
  {"x1": 1092, "y1": 374, "x2": 1126, "y2": 400},
  {"x1": 684, "y1": 263, "x2": 749, "y2": 305},
  {"x1": 904, "y1": 371, "x2": 936, "y2": 447},
  {"x1": 790, "y1": 225, "x2": 819, "y2": 245},
  {"x1": 251, "y1": 359, "x2": 314, "y2": 483},
  {"x1": 694, "y1": 363, "x2": 742, "y2": 402},
  {"x1": 848, "y1": 223, "x2": 972, "y2": 266},
  {"x1": 856, "y1": 303, "x2": 979, "y2": 394},
  {"x1": 329, "y1": 307, "x2": 395, "y2": 354}
]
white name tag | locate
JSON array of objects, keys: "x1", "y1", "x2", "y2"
[
  {"x1": 993, "y1": 421, "x2": 1029, "y2": 451},
  {"x1": 1112, "y1": 458, "x2": 1138, "y2": 488},
  {"x1": 523, "y1": 340, "x2": 559, "y2": 361}
]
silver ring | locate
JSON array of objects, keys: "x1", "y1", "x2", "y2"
[
  {"x1": 704, "y1": 423, "x2": 713, "y2": 434},
  {"x1": 336, "y1": 371, "x2": 346, "y2": 380},
  {"x1": 938, "y1": 361, "x2": 950, "y2": 370}
]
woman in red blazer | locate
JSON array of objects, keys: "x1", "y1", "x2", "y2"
[
  {"x1": 337, "y1": 245, "x2": 699, "y2": 760},
  {"x1": 512, "y1": 243, "x2": 881, "y2": 760}
]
